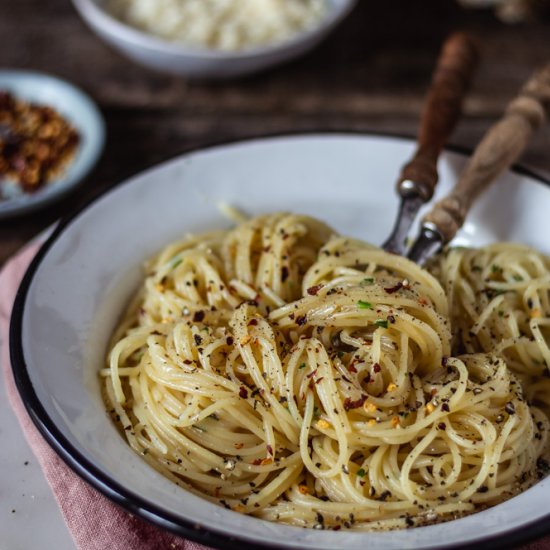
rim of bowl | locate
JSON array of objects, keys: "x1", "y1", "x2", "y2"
[
  {"x1": 9, "y1": 131, "x2": 550, "y2": 550},
  {"x1": 71, "y1": 0, "x2": 358, "y2": 59},
  {"x1": 0, "y1": 68, "x2": 105, "y2": 218}
]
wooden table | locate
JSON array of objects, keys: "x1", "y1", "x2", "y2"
[{"x1": 1, "y1": 0, "x2": 550, "y2": 265}]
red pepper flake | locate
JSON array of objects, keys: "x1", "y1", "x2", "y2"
[
  {"x1": 226, "y1": 336, "x2": 234, "y2": 345},
  {"x1": 315, "y1": 377, "x2": 324, "y2": 384},
  {"x1": 373, "y1": 363, "x2": 381, "y2": 373},
  {"x1": 239, "y1": 386, "x2": 248, "y2": 399},
  {"x1": 296, "y1": 315, "x2": 307, "y2": 326},
  {"x1": 307, "y1": 284, "x2": 323, "y2": 296},
  {"x1": 387, "y1": 315, "x2": 396, "y2": 324},
  {"x1": 343, "y1": 395, "x2": 367, "y2": 411},
  {"x1": 281, "y1": 266, "x2": 289, "y2": 282},
  {"x1": 0, "y1": 92, "x2": 80, "y2": 192},
  {"x1": 384, "y1": 282, "x2": 403, "y2": 294},
  {"x1": 193, "y1": 334, "x2": 203, "y2": 346},
  {"x1": 441, "y1": 403, "x2": 450, "y2": 412},
  {"x1": 183, "y1": 359, "x2": 192, "y2": 365},
  {"x1": 248, "y1": 319, "x2": 258, "y2": 326},
  {"x1": 193, "y1": 310, "x2": 205, "y2": 322},
  {"x1": 266, "y1": 444, "x2": 273, "y2": 456},
  {"x1": 441, "y1": 356, "x2": 449, "y2": 367},
  {"x1": 348, "y1": 364, "x2": 358, "y2": 374},
  {"x1": 239, "y1": 335, "x2": 252, "y2": 346},
  {"x1": 252, "y1": 457, "x2": 273, "y2": 466},
  {"x1": 306, "y1": 369, "x2": 318, "y2": 379}
]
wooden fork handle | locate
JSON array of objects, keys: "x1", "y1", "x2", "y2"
[
  {"x1": 397, "y1": 32, "x2": 478, "y2": 200},
  {"x1": 423, "y1": 64, "x2": 550, "y2": 243}
]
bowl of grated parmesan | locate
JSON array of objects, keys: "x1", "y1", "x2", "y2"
[{"x1": 71, "y1": 0, "x2": 357, "y2": 78}]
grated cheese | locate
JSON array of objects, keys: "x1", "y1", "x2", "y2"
[{"x1": 107, "y1": 0, "x2": 328, "y2": 51}]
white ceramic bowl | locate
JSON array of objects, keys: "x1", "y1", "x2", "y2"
[
  {"x1": 70, "y1": 0, "x2": 357, "y2": 78},
  {"x1": 11, "y1": 134, "x2": 550, "y2": 549},
  {"x1": 0, "y1": 70, "x2": 105, "y2": 219}
]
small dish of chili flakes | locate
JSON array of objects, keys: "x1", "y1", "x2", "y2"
[{"x1": 0, "y1": 70, "x2": 104, "y2": 219}]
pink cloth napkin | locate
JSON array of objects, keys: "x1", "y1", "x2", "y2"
[{"x1": 1, "y1": 242, "x2": 550, "y2": 550}]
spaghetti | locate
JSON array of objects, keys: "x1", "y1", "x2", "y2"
[{"x1": 102, "y1": 213, "x2": 550, "y2": 531}]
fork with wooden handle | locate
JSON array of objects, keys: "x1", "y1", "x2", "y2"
[
  {"x1": 383, "y1": 32, "x2": 478, "y2": 255},
  {"x1": 408, "y1": 63, "x2": 550, "y2": 264}
]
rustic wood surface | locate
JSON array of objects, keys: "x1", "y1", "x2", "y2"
[{"x1": 1, "y1": 0, "x2": 550, "y2": 267}]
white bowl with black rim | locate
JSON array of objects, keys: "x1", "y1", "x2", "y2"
[
  {"x1": 10, "y1": 134, "x2": 550, "y2": 549},
  {"x1": 70, "y1": 0, "x2": 357, "y2": 78}
]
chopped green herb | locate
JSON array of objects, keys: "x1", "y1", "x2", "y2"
[
  {"x1": 170, "y1": 257, "x2": 183, "y2": 268},
  {"x1": 358, "y1": 300, "x2": 373, "y2": 310},
  {"x1": 375, "y1": 320, "x2": 388, "y2": 329},
  {"x1": 298, "y1": 363, "x2": 306, "y2": 370},
  {"x1": 513, "y1": 275, "x2": 523, "y2": 282},
  {"x1": 356, "y1": 468, "x2": 366, "y2": 478},
  {"x1": 361, "y1": 278, "x2": 374, "y2": 285},
  {"x1": 491, "y1": 264, "x2": 501, "y2": 273},
  {"x1": 498, "y1": 310, "x2": 505, "y2": 318}
]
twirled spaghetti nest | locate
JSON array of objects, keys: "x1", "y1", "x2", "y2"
[{"x1": 103, "y1": 213, "x2": 550, "y2": 531}]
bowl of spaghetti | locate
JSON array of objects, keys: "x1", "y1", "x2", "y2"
[{"x1": 10, "y1": 134, "x2": 550, "y2": 549}]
